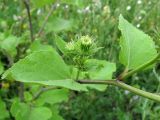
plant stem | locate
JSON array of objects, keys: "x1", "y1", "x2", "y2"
[
  {"x1": 36, "y1": 3, "x2": 58, "y2": 38},
  {"x1": 120, "y1": 53, "x2": 160, "y2": 80},
  {"x1": 31, "y1": 86, "x2": 59, "y2": 101},
  {"x1": 19, "y1": 82, "x2": 24, "y2": 102},
  {"x1": 23, "y1": 0, "x2": 34, "y2": 41},
  {"x1": 20, "y1": 0, "x2": 33, "y2": 102},
  {"x1": 75, "y1": 69, "x2": 80, "y2": 81},
  {"x1": 78, "y1": 79, "x2": 160, "y2": 102}
]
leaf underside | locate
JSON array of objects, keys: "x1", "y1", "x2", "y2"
[
  {"x1": 119, "y1": 15, "x2": 157, "y2": 70},
  {"x1": 2, "y1": 50, "x2": 87, "y2": 91}
]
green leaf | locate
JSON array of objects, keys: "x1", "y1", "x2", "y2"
[
  {"x1": 54, "y1": 35, "x2": 67, "y2": 54},
  {"x1": 27, "y1": 40, "x2": 53, "y2": 54},
  {"x1": 0, "y1": 98, "x2": 9, "y2": 120},
  {"x1": 0, "y1": 33, "x2": 5, "y2": 43},
  {"x1": 11, "y1": 99, "x2": 52, "y2": 120},
  {"x1": 46, "y1": 17, "x2": 74, "y2": 32},
  {"x1": 3, "y1": 50, "x2": 87, "y2": 91},
  {"x1": 0, "y1": 35, "x2": 20, "y2": 58},
  {"x1": 28, "y1": 107, "x2": 52, "y2": 120},
  {"x1": 119, "y1": 15, "x2": 157, "y2": 70},
  {"x1": 11, "y1": 99, "x2": 30, "y2": 119},
  {"x1": 84, "y1": 59, "x2": 116, "y2": 91},
  {"x1": 0, "y1": 61, "x2": 4, "y2": 75},
  {"x1": 49, "y1": 105, "x2": 64, "y2": 120},
  {"x1": 35, "y1": 88, "x2": 69, "y2": 105},
  {"x1": 85, "y1": 59, "x2": 116, "y2": 79},
  {"x1": 24, "y1": 92, "x2": 33, "y2": 102},
  {"x1": 50, "y1": 114, "x2": 64, "y2": 120}
]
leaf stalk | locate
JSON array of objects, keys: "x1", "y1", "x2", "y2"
[
  {"x1": 120, "y1": 53, "x2": 160, "y2": 79},
  {"x1": 78, "y1": 79, "x2": 160, "y2": 102}
]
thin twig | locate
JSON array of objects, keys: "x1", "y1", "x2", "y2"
[
  {"x1": 19, "y1": 0, "x2": 33, "y2": 102},
  {"x1": 31, "y1": 86, "x2": 59, "y2": 101},
  {"x1": 23, "y1": 0, "x2": 34, "y2": 41},
  {"x1": 75, "y1": 69, "x2": 80, "y2": 81},
  {"x1": 36, "y1": 3, "x2": 58, "y2": 38},
  {"x1": 19, "y1": 82, "x2": 24, "y2": 102}
]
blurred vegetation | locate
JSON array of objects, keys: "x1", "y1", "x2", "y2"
[{"x1": 0, "y1": 0, "x2": 160, "y2": 120}]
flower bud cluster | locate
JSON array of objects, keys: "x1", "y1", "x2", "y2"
[
  {"x1": 65, "y1": 35, "x2": 96, "y2": 70},
  {"x1": 65, "y1": 41, "x2": 75, "y2": 51},
  {"x1": 65, "y1": 35, "x2": 94, "y2": 54}
]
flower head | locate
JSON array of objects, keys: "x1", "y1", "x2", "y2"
[
  {"x1": 126, "y1": 6, "x2": 131, "y2": 11},
  {"x1": 65, "y1": 41, "x2": 75, "y2": 51},
  {"x1": 80, "y1": 35, "x2": 92, "y2": 46}
]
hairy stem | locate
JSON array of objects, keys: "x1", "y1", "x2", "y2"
[
  {"x1": 120, "y1": 53, "x2": 160, "y2": 80},
  {"x1": 78, "y1": 79, "x2": 160, "y2": 102}
]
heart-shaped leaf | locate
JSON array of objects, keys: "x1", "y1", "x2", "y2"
[
  {"x1": 119, "y1": 15, "x2": 157, "y2": 70},
  {"x1": 2, "y1": 50, "x2": 87, "y2": 91}
]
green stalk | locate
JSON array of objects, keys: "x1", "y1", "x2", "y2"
[
  {"x1": 78, "y1": 80, "x2": 160, "y2": 102},
  {"x1": 121, "y1": 53, "x2": 160, "y2": 80},
  {"x1": 75, "y1": 69, "x2": 80, "y2": 81}
]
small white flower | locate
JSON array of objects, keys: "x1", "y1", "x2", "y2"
[
  {"x1": 13, "y1": 15, "x2": 21, "y2": 21},
  {"x1": 137, "y1": 0, "x2": 142, "y2": 4},
  {"x1": 56, "y1": 3, "x2": 60, "y2": 7},
  {"x1": 84, "y1": 6, "x2": 91, "y2": 13},
  {"x1": 93, "y1": 0, "x2": 102, "y2": 8},
  {"x1": 13, "y1": 15, "x2": 18, "y2": 21},
  {"x1": 148, "y1": 1, "x2": 151, "y2": 5},
  {"x1": 77, "y1": 9, "x2": 82, "y2": 14},
  {"x1": 103, "y1": 5, "x2": 111, "y2": 14},
  {"x1": 132, "y1": 95, "x2": 139, "y2": 100},
  {"x1": 126, "y1": 6, "x2": 131, "y2": 11},
  {"x1": 136, "y1": 24, "x2": 140, "y2": 28},
  {"x1": 138, "y1": 16, "x2": 142, "y2": 20},
  {"x1": 65, "y1": 5, "x2": 69, "y2": 9},
  {"x1": 124, "y1": 90, "x2": 130, "y2": 95},
  {"x1": 85, "y1": 6, "x2": 90, "y2": 11},
  {"x1": 37, "y1": 9, "x2": 41, "y2": 15},
  {"x1": 134, "y1": 76, "x2": 139, "y2": 80}
]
